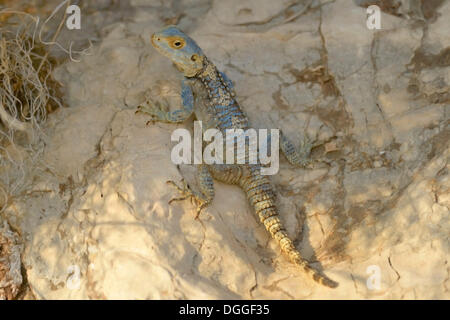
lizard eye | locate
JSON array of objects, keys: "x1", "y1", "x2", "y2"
[{"x1": 170, "y1": 38, "x2": 185, "y2": 49}]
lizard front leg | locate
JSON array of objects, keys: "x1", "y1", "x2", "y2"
[
  {"x1": 167, "y1": 165, "x2": 215, "y2": 218},
  {"x1": 208, "y1": 73, "x2": 312, "y2": 168},
  {"x1": 137, "y1": 79, "x2": 194, "y2": 123}
]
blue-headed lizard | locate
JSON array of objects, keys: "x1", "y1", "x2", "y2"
[{"x1": 137, "y1": 26, "x2": 338, "y2": 288}]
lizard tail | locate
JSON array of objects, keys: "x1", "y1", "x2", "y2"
[{"x1": 241, "y1": 167, "x2": 338, "y2": 288}]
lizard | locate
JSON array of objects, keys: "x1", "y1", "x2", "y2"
[{"x1": 137, "y1": 25, "x2": 338, "y2": 288}]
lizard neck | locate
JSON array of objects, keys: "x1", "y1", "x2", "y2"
[
  {"x1": 197, "y1": 57, "x2": 219, "y2": 82},
  {"x1": 196, "y1": 58, "x2": 232, "y2": 105}
]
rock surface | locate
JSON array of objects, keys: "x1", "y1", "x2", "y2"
[{"x1": 1, "y1": 0, "x2": 449, "y2": 299}]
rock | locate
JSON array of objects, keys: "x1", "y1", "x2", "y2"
[{"x1": 4, "y1": 0, "x2": 449, "y2": 299}]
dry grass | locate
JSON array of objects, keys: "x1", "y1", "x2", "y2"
[
  {"x1": 0, "y1": 1, "x2": 89, "y2": 212},
  {"x1": 0, "y1": 220, "x2": 22, "y2": 300}
]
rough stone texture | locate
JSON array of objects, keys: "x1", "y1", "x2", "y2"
[{"x1": 1, "y1": 0, "x2": 449, "y2": 299}]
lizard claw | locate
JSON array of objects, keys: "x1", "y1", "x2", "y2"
[
  {"x1": 136, "y1": 97, "x2": 168, "y2": 121},
  {"x1": 166, "y1": 179, "x2": 191, "y2": 203},
  {"x1": 166, "y1": 179, "x2": 208, "y2": 219},
  {"x1": 194, "y1": 202, "x2": 208, "y2": 219}
]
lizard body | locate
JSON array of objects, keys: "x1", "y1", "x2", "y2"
[{"x1": 139, "y1": 26, "x2": 338, "y2": 288}]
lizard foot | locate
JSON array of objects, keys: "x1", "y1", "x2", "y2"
[
  {"x1": 136, "y1": 97, "x2": 168, "y2": 122},
  {"x1": 166, "y1": 179, "x2": 209, "y2": 219}
]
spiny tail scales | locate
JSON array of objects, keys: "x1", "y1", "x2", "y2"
[{"x1": 240, "y1": 166, "x2": 338, "y2": 288}]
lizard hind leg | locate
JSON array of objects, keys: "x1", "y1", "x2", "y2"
[{"x1": 166, "y1": 165, "x2": 215, "y2": 218}]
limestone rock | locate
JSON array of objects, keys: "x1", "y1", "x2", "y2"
[{"x1": 4, "y1": 0, "x2": 449, "y2": 299}]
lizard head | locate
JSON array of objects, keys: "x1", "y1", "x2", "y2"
[{"x1": 151, "y1": 25, "x2": 205, "y2": 77}]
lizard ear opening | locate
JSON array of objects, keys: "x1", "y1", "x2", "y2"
[{"x1": 191, "y1": 54, "x2": 198, "y2": 62}]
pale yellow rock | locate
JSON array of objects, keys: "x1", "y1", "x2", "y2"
[{"x1": 4, "y1": 0, "x2": 449, "y2": 300}]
